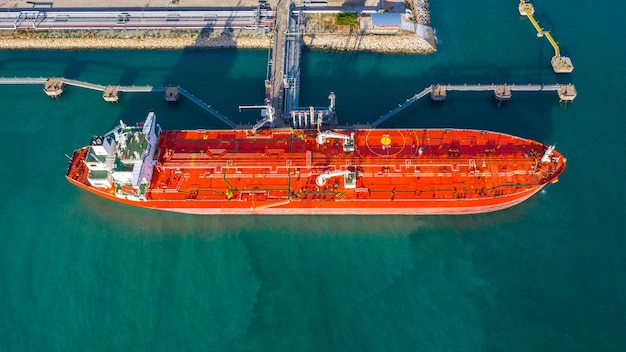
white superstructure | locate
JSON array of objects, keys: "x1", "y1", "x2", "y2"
[{"x1": 83, "y1": 112, "x2": 160, "y2": 198}]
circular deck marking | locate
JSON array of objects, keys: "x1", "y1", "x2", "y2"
[{"x1": 361, "y1": 130, "x2": 407, "y2": 157}]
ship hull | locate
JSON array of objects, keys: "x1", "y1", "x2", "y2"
[
  {"x1": 67, "y1": 175, "x2": 548, "y2": 215},
  {"x1": 66, "y1": 113, "x2": 566, "y2": 216}
]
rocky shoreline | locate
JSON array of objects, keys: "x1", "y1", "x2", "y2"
[
  {"x1": 303, "y1": 33, "x2": 435, "y2": 54},
  {"x1": 0, "y1": 29, "x2": 436, "y2": 53}
]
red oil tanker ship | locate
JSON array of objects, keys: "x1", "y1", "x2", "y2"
[{"x1": 66, "y1": 112, "x2": 566, "y2": 215}]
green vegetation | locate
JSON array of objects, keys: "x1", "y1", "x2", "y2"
[{"x1": 335, "y1": 12, "x2": 358, "y2": 26}]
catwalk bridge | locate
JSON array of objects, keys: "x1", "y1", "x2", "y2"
[
  {"x1": 0, "y1": 76, "x2": 159, "y2": 92},
  {"x1": 0, "y1": 76, "x2": 237, "y2": 128},
  {"x1": 371, "y1": 83, "x2": 577, "y2": 127},
  {"x1": 0, "y1": 76, "x2": 575, "y2": 129}
]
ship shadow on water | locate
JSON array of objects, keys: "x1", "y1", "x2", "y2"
[{"x1": 77, "y1": 187, "x2": 544, "y2": 239}]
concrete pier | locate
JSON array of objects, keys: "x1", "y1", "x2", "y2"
[
  {"x1": 164, "y1": 87, "x2": 180, "y2": 102},
  {"x1": 251, "y1": 1, "x2": 336, "y2": 131},
  {"x1": 430, "y1": 85, "x2": 447, "y2": 101},
  {"x1": 43, "y1": 78, "x2": 65, "y2": 98},
  {"x1": 282, "y1": 9, "x2": 305, "y2": 117},
  {"x1": 268, "y1": 1, "x2": 290, "y2": 120},
  {"x1": 103, "y1": 86, "x2": 120, "y2": 102},
  {"x1": 557, "y1": 84, "x2": 577, "y2": 102},
  {"x1": 494, "y1": 85, "x2": 512, "y2": 101}
]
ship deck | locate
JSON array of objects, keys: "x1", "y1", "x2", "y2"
[{"x1": 144, "y1": 128, "x2": 564, "y2": 205}]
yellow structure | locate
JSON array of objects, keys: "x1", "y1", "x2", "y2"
[{"x1": 519, "y1": 0, "x2": 573, "y2": 73}]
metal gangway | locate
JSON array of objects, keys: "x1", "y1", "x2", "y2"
[
  {"x1": 0, "y1": 76, "x2": 237, "y2": 128},
  {"x1": 0, "y1": 77, "x2": 48, "y2": 84},
  {"x1": 372, "y1": 86, "x2": 434, "y2": 127},
  {"x1": 371, "y1": 83, "x2": 577, "y2": 127},
  {"x1": 436, "y1": 83, "x2": 564, "y2": 92},
  {"x1": 62, "y1": 78, "x2": 160, "y2": 93},
  {"x1": 177, "y1": 88, "x2": 236, "y2": 128},
  {"x1": 0, "y1": 76, "x2": 160, "y2": 93}
]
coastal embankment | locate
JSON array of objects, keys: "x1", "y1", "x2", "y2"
[
  {"x1": 0, "y1": 29, "x2": 435, "y2": 53},
  {"x1": 0, "y1": 30, "x2": 269, "y2": 50},
  {"x1": 302, "y1": 33, "x2": 435, "y2": 53}
]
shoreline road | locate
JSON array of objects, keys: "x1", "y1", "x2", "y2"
[
  {"x1": 0, "y1": 0, "x2": 271, "y2": 9},
  {"x1": 0, "y1": 10, "x2": 275, "y2": 30}
]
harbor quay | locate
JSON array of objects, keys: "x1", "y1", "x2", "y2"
[
  {"x1": 0, "y1": 0, "x2": 438, "y2": 125},
  {"x1": 0, "y1": 0, "x2": 436, "y2": 53},
  {"x1": 0, "y1": 0, "x2": 574, "y2": 124}
]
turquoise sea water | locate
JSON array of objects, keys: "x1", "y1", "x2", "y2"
[{"x1": 1, "y1": 0, "x2": 625, "y2": 350}]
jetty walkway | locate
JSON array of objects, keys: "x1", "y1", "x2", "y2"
[
  {"x1": 247, "y1": 1, "x2": 308, "y2": 130},
  {"x1": 0, "y1": 77, "x2": 159, "y2": 92},
  {"x1": 0, "y1": 76, "x2": 576, "y2": 130},
  {"x1": 177, "y1": 88, "x2": 235, "y2": 128},
  {"x1": 371, "y1": 83, "x2": 577, "y2": 127},
  {"x1": 0, "y1": 76, "x2": 237, "y2": 128},
  {"x1": 268, "y1": 1, "x2": 288, "y2": 117}
]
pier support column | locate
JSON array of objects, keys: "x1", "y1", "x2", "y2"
[
  {"x1": 43, "y1": 78, "x2": 64, "y2": 98},
  {"x1": 430, "y1": 84, "x2": 447, "y2": 101},
  {"x1": 494, "y1": 85, "x2": 512, "y2": 101},
  {"x1": 557, "y1": 84, "x2": 577, "y2": 102}
]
